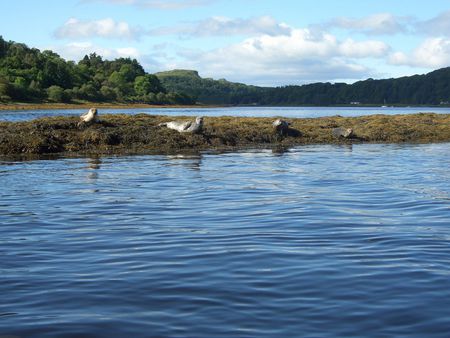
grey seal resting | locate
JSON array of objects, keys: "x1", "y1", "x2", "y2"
[
  {"x1": 272, "y1": 119, "x2": 290, "y2": 136},
  {"x1": 332, "y1": 127, "x2": 353, "y2": 138},
  {"x1": 78, "y1": 108, "x2": 98, "y2": 127},
  {"x1": 158, "y1": 116, "x2": 203, "y2": 134}
]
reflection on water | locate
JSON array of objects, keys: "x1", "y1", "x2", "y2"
[
  {"x1": 271, "y1": 145, "x2": 289, "y2": 156},
  {"x1": 1, "y1": 143, "x2": 450, "y2": 337},
  {"x1": 86, "y1": 156, "x2": 102, "y2": 181},
  {"x1": 165, "y1": 154, "x2": 202, "y2": 171}
]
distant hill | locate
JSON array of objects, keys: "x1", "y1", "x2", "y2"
[
  {"x1": 157, "y1": 68, "x2": 450, "y2": 106},
  {"x1": 155, "y1": 69, "x2": 264, "y2": 105}
]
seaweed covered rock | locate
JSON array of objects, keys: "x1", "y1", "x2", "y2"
[{"x1": 0, "y1": 113, "x2": 449, "y2": 155}]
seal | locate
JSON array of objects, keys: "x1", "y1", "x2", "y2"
[
  {"x1": 332, "y1": 127, "x2": 353, "y2": 138},
  {"x1": 158, "y1": 116, "x2": 204, "y2": 134},
  {"x1": 272, "y1": 119, "x2": 290, "y2": 136},
  {"x1": 78, "y1": 108, "x2": 98, "y2": 127}
]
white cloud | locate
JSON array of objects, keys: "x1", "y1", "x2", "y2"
[
  {"x1": 51, "y1": 42, "x2": 141, "y2": 61},
  {"x1": 389, "y1": 38, "x2": 450, "y2": 68},
  {"x1": 80, "y1": 0, "x2": 218, "y2": 10},
  {"x1": 168, "y1": 29, "x2": 389, "y2": 85},
  {"x1": 56, "y1": 15, "x2": 288, "y2": 41},
  {"x1": 140, "y1": 0, "x2": 216, "y2": 10},
  {"x1": 329, "y1": 13, "x2": 411, "y2": 35},
  {"x1": 149, "y1": 16, "x2": 291, "y2": 37},
  {"x1": 55, "y1": 18, "x2": 139, "y2": 40},
  {"x1": 417, "y1": 10, "x2": 450, "y2": 37},
  {"x1": 339, "y1": 39, "x2": 390, "y2": 58}
]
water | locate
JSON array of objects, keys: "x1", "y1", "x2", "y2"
[
  {"x1": 1, "y1": 106, "x2": 450, "y2": 122},
  {"x1": 1, "y1": 143, "x2": 450, "y2": 337}
]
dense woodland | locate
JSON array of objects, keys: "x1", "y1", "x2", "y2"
[
  {"x1": 157, "y1": 68, "x2": 450, "y2": 106},
  {"x1": 0, "y1": 36, "x2": 194, "y2": 104},
  {"x1": 1, "y1": 36, "x2": 450, "y2": 106}
]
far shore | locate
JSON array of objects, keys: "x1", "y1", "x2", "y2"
[
  {"x1": 0, "y1": 102, "x2": 220, "y2": 111},
  {"x1": 2, "y1": 102, "x2": 450, "y2": 111},
  {"x1": 1, "y1": 113, "x2": 449, "y2": 156}
]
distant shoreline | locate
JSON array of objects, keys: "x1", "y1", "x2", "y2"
[
  {"x1": 1, "y1": 103, "x2": 450, "y2": 111},
  {"x1": 0, "y1": 103, "x2": 220, "y2": 111}
]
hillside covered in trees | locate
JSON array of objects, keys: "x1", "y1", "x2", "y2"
[
  {"x1": 0, "y1": 36, "x2": 194, "y2": 105},
  {"x1": 157, "y1": 68, "x2": 450, "y2": 106},
  {"x1": 1, "y1": 36, "x2": 450, "y2": 106},
  {"x1": 155, "y1": 70, "x2": 264, "y2": 105}
]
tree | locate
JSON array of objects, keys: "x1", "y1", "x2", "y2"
[
  {"x1": 0, "y1": 35, "x2": 7, "y2": 58},
  {"x1": 79, "y1": 83, "x2": 99, "y2": 101},
  {"x1": 108, "y1": 71, "x2": 130, "y2": 98},
  {"x1": 47, "y1": 85, "x2": 66, "y2": 102},
  {"x1": 134, "y1": 74, "x2": 164, "y2": 97},
  {"x1": 100, "y1": 85, "x2": 117, "y2": 101},
  {"x1": 0, "y1": 76, "x2": 11, "y2": 102}
]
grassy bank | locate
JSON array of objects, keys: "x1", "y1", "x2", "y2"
[{"x1": 1, "y1": 113, "x2": 449, "y2": 155}]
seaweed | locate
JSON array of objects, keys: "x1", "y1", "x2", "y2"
[{"x1": 0, "y1": 113, "x2": 449, "y2": 155}]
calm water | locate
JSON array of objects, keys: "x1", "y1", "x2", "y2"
[
  {"x1": 1, "y1": 143, "x2": 450, "y2": 337},
  {"x1": 1, "y1": 106, "x2": 450, "y2": 121}
]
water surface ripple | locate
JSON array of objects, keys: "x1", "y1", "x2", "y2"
[{"x1": 1, "y1": 143, "x2": 450, "y2": 337}]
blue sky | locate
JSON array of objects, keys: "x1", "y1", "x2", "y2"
[{"x1": 2, "y1": 0, "x2": 450, "y2": 86}]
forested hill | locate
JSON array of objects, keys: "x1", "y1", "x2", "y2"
[
  {"x1": 155, "y1": 70, "x2": 264, "y2": 105},
  {"x1": 0, "y1": 36, "x2": 194, "y2": 104},
  {"x1": 1, "y1": 36, "x2": 450, "y2": 106},
  {"x1": 157, "y1": 68, "x2": 450, "y2": 106}
]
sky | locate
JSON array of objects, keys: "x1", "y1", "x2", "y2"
[{"x1": 2, "y1": 0, "x2": 450, "y2": 86}]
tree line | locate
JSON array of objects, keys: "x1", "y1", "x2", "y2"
[{"x1": 157, "y1": 68, "x2": 450, "y2": 106}]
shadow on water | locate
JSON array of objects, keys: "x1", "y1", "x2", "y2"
[{"x1": 0, "y1": 153, "x2": 64, "y2": 163}]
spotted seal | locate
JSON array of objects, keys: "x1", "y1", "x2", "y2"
[
  {"x1": 272, "y1": 119, "x2": 290, "y2": 136},
  {"x1": 332, "y1": 127, "x2": 354, "y2": 139},
  {"x1": 158, "y1": 116, "x2": 204, "y2": 134}
]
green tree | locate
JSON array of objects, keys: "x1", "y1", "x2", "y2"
[
  {"x1": 79, "y1": 83, "x2": 99, "y2": 101},
  {"x1": 47, "y1": 85, "x2": 66, "y2": 102},
  {"x1": 0, "y1": 76, "x2": 11, "y2": 102},
  {"x1": 0, "y1": 35, "x2": 8, "y2": 58},
  {"x1": 134, "y1": 74, "x2": 164, "y2": 97},
  {"x1": 108, "y1": 71, "x2": 127, "y2": 89},
  {"x1": 100, "y1": 85, "x2": 117, "y2": 101}
]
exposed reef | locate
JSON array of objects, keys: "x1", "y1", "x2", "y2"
[{"x1": 0, "y1": 113, "x2": 449, "y2": 155}]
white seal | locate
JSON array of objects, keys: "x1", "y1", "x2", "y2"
[{"x1": 78, "y1": 108, "x2": 98, "y2": 127}]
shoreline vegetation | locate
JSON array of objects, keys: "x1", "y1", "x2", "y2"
[
  {"x1": 0, "y1": 102, "x2": 208, "y2": 111},
  {"x1": 1, "y1": 112, "x2": 449, "y2": 156}
]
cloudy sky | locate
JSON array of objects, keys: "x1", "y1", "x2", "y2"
[{"x1": 2, "y1": 0, "x2": 450, "y2": 86}]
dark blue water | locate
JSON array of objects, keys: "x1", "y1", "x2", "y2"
[
  {"x1": 1, "y1": 106, "x2": 450, "y2": 121},
  {"x1": 1, "y1": 143, "x2": 450, "y2": 337}
]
